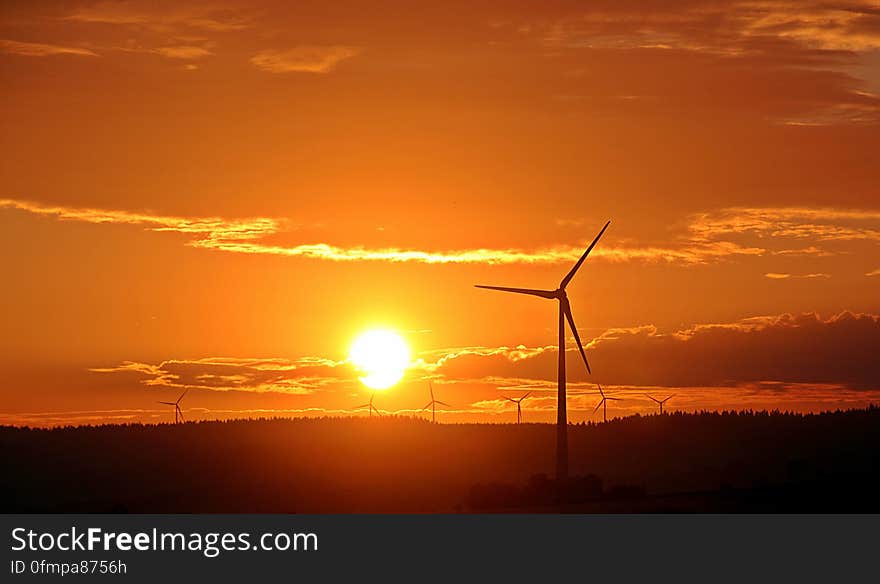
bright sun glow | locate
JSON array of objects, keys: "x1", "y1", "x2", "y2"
[{"x1": 349, "y1": 329, "x2": 411, "y2": 390}]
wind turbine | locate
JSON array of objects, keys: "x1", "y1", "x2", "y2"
[
  {"x1": 593, "y1": 384, "x2": 620, "y2": 423},
  {"x1": 422, "y1": 382, "x2": 450, "y2": 423},
  {"x1": 158, "y1": 390, "x2": 187, "y2": 424},
  {"x1": 476, "y1": 220, "x2": 610, "y2": 481},
  {"x1": 357, "y1": 393, "x2": 382, "y2": 418},
  {"x1": 503, "y1": 392, "x2": 531, "y2": 424},
  {"x1": 646, "y1": 394, "x2": 675, "y2": 414}
]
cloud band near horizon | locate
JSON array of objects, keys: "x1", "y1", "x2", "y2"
[{"x1": 88, "y1": 311, "x2": 880, "y2": 396}]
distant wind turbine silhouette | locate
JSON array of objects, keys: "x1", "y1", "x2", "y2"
[
  {"x1": 357, "y1": 393, "x2": 382, "y2": 418},
  {"x1": 503, "y1": 392, "x2": 531, "y2": 424},
  {"x1": 422, "y1": 382, "x2": 449, "y2": 423},
  {"x1": 593, "y1": 384, "x2": 620, "y2": 423},
  {"x1": 646, "y1": 394, "x2": 675, "y2": 414},
  {"x1": 158, "y1": 390, "x2": 187, "y2": 424},
  {"x1": 476, "y1": 220, "x2": 610, "y2": 481}
]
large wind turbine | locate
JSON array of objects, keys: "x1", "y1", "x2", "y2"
[
  {"x1": 593, "y1": 384, "x2": 620, "y2": 423},
  {"x1": 476, "y1": 220, "x2": 610, "y2": 481},
  {"x1": 503, "y1": 392, "x2": 531, "y2": 424},
  {"x1": 646, "y1": 394, "x2": 675, "y2": 414},
  {"x1": 357, "y1": 393, "x2": 382, "y2": 418},
  {"x1": 422, "y1": 382, "x2": 450, "y2": 423},
  {"x1": 158, "y1": 390, "x2": 188, "y2": 424}
]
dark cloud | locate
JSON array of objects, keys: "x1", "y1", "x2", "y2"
[{"x1": 432, "y1": 312, "x2": 880, "y2": 389}]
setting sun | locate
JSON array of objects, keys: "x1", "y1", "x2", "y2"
[{"x1": 349, "y1": 329, "x2": 411, "y2": 390}]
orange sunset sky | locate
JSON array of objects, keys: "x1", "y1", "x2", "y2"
[{"x1": 1, "y1": 0, "x2": 879, "y2": 426}]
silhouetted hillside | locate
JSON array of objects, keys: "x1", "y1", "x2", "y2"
[{"x1": 3, "y1": 407, "x2": 879, "y2": 512}]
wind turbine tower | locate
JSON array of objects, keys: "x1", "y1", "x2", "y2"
[
  {"x1": 646, "y1": 394, "x2": 675, "y2": 414},
  {"x1": 476, "y1": 220, "x2": 610, "y2": 481},
  {"x1": 158, "y1": 390, "x2": 188, "y2": 424},
  {"x1": 593, "y1": 384, "x2": 621, "y2": 423},
  {"x1": 357, "y1": 393, "x2": 382, "y2": 418},
  {"x1": 503, "y1": 392, "x2": 531, "y2": 424},
  {"x1": 422, "y1": 382, "x2": 450, "y2": 423}
]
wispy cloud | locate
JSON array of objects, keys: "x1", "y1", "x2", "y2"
[
  {"x1": 740, "y1": 1, "x2": 880, "y2": 52},
  {"x1": 689, "y1": 206, "x2": 880, "y2": 243},
  {"x1": 52, "y1": 2, "x2": 230, "y2": 63},
  {"x1": 152, "y1": 45, "x2": 214, "y2": 59},
  {"x1": 0, "y1": 197, "x2": 280, "y2": 242},
  {"x1": 102, "y1": 41, "x2": 217, "y2": 61},
  {"x1": 250, "y1": 46, "x2": 361, "y2": 73},
  {"x1": 537, "y1": 1, "x2": 880, "y2": 55},
  {"x1": 3, "y1": 198, "x2": 877, "y2": 267},
  {"x1": 192, "y1": 239, "x2": 764, "y2": 265},
  {"x1": 764, "y1": 272, "x2": 831, "y2": 279},
  {"x1": 0, "y1": 39, "x2": 98, "y2": 57},
  {"x1": 867, "y1": 268, "x2": 880, "y2": 277},
  {"x1": 780, "y1": 100, "x2": 880, "y2": 126},
  {"x1": 517, "y1": 1, "x2": 880, "y2": 124},
  {"x1": 0, "y1": 198, "x2": 763, "y2": 265},
  {"x1": 90, "y1": 356, "x2": 351, "y2": 394},
  {"x1": 65, "y1": 1, "x2": 250, "y2": 32}
]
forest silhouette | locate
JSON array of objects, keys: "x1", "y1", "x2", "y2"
[{"x1": 3, "y1": 407, "x2": 879, "y2": 513}]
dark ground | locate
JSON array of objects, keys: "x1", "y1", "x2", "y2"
[{"x1": 2, "y1": 407, "x2": 879, "y2": 513}]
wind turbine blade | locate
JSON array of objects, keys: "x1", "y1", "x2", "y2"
[
  {"x1": 158, "y1": 401, "x2": 175, "y2": 405},
  {"x1": 522, "y1": 391, "x2": 531, "y2": 400},
  {"x1": 429, "y1": 382, "x2": 434, "y2": 401},
  {"x1": 607, "y1": 397, "x2": 622, "y2": 401},
  {"x1": 563, "y1": 303, "x2": 591, "y2": 374},
  {"x1": 645, "y1": 394, "x2": 661, "y2": 404},
  {"x1": 422, "y1": 402, "x2": 433, "y2": 410},
  {"x1": 598, "y1": 384, "x2": 606, "y2": 398},
  {"x1": 474, "y1": 285, "x2": 556, "y2": 299},
  {"x1": 560, "y1": 220, "x2": 611, "y2": 289},
  {"x1": 176, "y1": 389, "x2": 188, "y2": 404},
  {"x1": 177, "y1": 406, "x2": 185, "y2": 422},
  {"x1": 435, "y1": 401, "x2": 451, "y2": 407},
  {"x1": 663, "y1": 395, "x2": 676, "y2": 402},
  {"x1": 503, "y1": 396, "x2": 516, "y2": 403},
  {"x1": 593, "y1": 400, "x2": 604, "y2": 414}
]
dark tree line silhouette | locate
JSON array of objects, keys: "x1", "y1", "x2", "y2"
[{"x1": 2, "y1": 406, "x2": 878, "y2": 512}]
